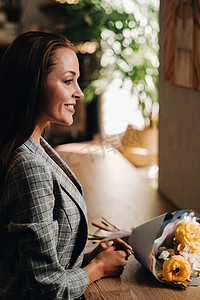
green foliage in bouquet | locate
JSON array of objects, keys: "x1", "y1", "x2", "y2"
[{"x1": 57, "y1": 0, "x2": 159, "y2": 126}]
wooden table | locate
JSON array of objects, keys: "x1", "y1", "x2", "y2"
[{"x1": 55, "y1": 142, "x2": 199, "y2": 300}]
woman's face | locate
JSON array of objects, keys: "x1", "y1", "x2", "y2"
[{"x1": 41, "y1": 47, "x2": 84, "y2": 126}]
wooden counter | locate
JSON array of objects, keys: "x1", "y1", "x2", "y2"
[{"x1": 55, "y1": 142, "x2": 199, "y2": 300}]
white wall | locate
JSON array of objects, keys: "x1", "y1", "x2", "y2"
[{"x1": 159, "y1": 0, "x2": 200, "y2": 211}]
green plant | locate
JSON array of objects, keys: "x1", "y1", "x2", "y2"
[{"x1": 57, "y1": 0, "x2": 159, "y2": 126}]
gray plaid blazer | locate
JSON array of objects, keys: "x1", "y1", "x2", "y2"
[{"x1": 0, "y1": 137, "x2": 89, "y2": 300}]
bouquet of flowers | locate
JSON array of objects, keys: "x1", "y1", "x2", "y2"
[{"x1": 128, "y1": 210, "x2": 200, "y2": 289}]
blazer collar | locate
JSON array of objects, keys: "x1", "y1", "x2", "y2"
[{"x1": 23, "y1": 137, "x2": 87, "y2": 220}]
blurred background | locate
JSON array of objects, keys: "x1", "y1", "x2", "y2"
[
  {"x1": 1, "y1": 0, "x2": 200, "y2": 212},
  {"x1": 0, "y1": 0, "x2": 159, "y2": 184}
]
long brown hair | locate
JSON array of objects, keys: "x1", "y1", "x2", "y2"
[{"x1": 0, "y1": 31, "x2": 74, "y2": 189}]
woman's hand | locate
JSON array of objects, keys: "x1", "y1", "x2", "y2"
[
  {"x1": 83, "y1": 238, "x2": 133, "y2": 267},
  {"x1": 83, "y1": 239, "x2": 133, "y2": 283},
  {"x1": 93, "y1": 245, "x2": 127, "y2": 278}
]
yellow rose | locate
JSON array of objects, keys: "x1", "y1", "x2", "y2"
[
  {"x1": 162, "y1": 255, "x2": 191, "y2": 282},
  {"x1": 175, "y1": 221, "x2": 200, "y2": 253}
]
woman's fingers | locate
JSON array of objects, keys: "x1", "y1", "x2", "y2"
[
  {"x1": 91, "y1": 238, "x2": 133, "y2": 261},
  {"x1": 108, "y1": 238, "x2": 133, "y2": 255},
  {"x1": 100, "y1": 240, "x2": 114, "y2": 250},
  {"x1": 96, "y1": 247, "x2": 128, "y2": 278}
]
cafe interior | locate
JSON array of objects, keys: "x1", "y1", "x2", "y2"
[{"x1": 1, "y1": 0, "x2": 200, "y2": 298}]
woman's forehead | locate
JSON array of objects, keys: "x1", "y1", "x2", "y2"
[{"x1": 52, "y1": 48, "x2": 79, "y2": 75}]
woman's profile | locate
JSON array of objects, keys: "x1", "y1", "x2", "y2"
[{"x1": 0, "y1": 31, "x2": 132, "y2": 299}]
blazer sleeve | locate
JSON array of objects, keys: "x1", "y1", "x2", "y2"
[{"x1": 2, "y1": 157, "x2": 89, "y2": 300}]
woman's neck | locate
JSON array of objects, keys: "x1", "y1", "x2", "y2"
[{"x1": 31, "y1": 123, "x2": 46, "y2": 147}]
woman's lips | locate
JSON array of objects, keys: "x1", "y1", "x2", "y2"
[
  {"x1": 66, "y1": 104, "x2": 74, "y2": 109},
  {"x1": 64, "y1": 103, "x2": 76, "y2": 113}
]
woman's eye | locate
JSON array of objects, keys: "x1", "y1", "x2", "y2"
[{"x1": 64, "y1": 79, "x2": 73, "y2": 85}]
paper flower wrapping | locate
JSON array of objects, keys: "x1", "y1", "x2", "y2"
[{"x1": 128, "y1": 210, "x2": 200, "y2": 289}]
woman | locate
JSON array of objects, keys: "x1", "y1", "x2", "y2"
[{"x1": 0, "y1": 31, "x2": 132, "y2": 300}]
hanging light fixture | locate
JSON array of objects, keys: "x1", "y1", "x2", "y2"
[{"x1": 75, "y1": 41, "x2": 99, "y2": 54}]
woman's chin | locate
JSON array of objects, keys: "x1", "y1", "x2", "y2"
[{"x1": 55, "y1": 118, "x2": 74, "y2": 126}]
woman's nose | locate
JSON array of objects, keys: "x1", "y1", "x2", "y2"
[{"x1": 73, "y1": 84, "x2": 84, "y2": 100}]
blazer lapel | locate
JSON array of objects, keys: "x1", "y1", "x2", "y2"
[
  {"x1": 23, "y1": 137, "x2": 87, "y2": 222},
  {"x1": 40, "y1": 137, "x2": 82, "y2": 193}
]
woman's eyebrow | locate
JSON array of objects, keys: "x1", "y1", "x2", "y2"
[
  {"x1": 63, "y1": 70, "x2": 80, "y2": 78},
  {"x1": 64, "y1": 71, "x2": 76, "y2": 76}
]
